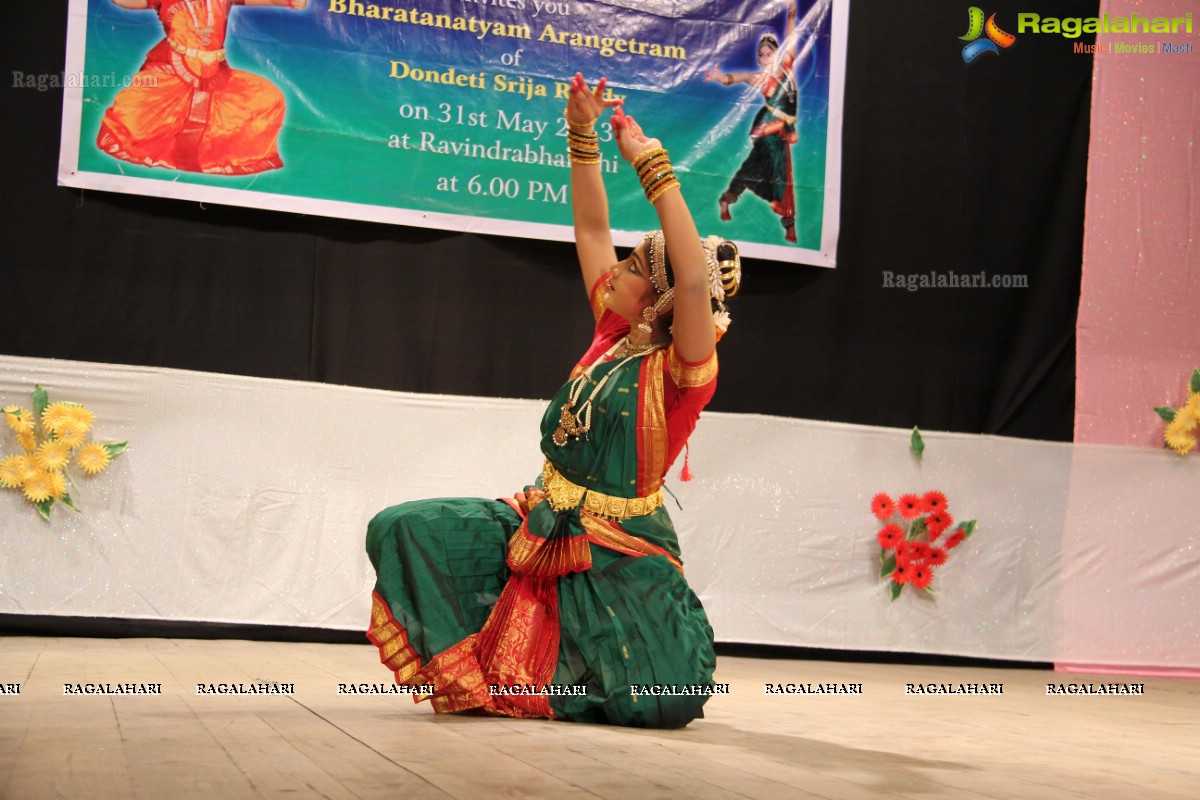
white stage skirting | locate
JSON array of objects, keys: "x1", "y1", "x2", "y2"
[{"x1": 1, "y1": 355, "x2": 1197, "y2": 671}]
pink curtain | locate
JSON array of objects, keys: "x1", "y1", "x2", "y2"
[{"x1": 1063, "y1": 0, "x2": 1200, "y2": 676}]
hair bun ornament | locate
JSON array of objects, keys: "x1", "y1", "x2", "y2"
[
  {"x1": 716, "y1": 240, "x2": 741, "y2": 298},
  {"x1": 699, "y1": 235, "x2": 742, "y2": 340}
]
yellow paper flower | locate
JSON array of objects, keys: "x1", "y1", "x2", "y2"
[
  {"x1": 17, "y1": 430, "x2": 37, "y2": 452},
  {"x1": 1176, "y1": 404, "x2": 1200, "y2": 429},
  {"x1": 1164, "y1": 415, "x2": 1197, "y2": 454},
  {"x1": 0, "y1": 455, "x2": 26, "y2": 488},
  {"x1": 35, "y1": 440, "x2": 71, "y2": 472},
  {"x1": 55, "y1": 420, "x2": 87, "y2": 449},
  {"x1": 1187, "y1": 391, "x2": 1200, "y2": 417},
  {"x1": 65, "y1": 404, "x2": 95, "y2": 432},
  {"x1": 22, "y1": 471, "x2": 55, "y2": 503},
  {"x1": 41, "y1": 402, "x2": 74, "y2": 434},
  {"x1": 13, "y1": 455, "x2": 39, "y2": 484},
  {"x1": 76, "y1": 443, "x2": 112, "y2": 476},
  {"x1": 4, "y1": 406, "x2": 36, "y2": 434},
  {"x1": 46, "y1": 470, "x2": 68, "y2": 500}
]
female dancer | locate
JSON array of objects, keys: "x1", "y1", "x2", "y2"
[
  {"x1": 365, "y1": 74, "x2": 741, "y2": 728},
  {"x1": 98, "y1": 0, "x2": 305, "y2": 174},
  {"x1": 707, "y1": 0, "x2": 800, "y2": 242}
]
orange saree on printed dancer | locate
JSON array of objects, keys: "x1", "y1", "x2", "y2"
[{"x1": 97, "y1": 0, "x2": 286, "y2": 174}]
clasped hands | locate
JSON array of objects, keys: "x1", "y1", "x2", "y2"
[
  {"x1": 566, "y1": 72, "x2": 661, "y2": 165},
  {"x1": 512, "y1": 487, "x2": 546, "y2": 516}
]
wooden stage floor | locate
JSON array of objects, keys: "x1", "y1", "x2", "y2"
[{"x1": 1, "y1": 636, "x2": 1196, "y2": 799}]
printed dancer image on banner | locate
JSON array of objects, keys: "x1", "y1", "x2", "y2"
[
  {"x1": 96, "y1": 0, "x2": 307, "y2": 175},
  {"x1": 706, "y1": 0, "x2": 830, "y2": 244}
]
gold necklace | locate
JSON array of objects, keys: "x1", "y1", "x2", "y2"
[
  {"x1": 185, "y1": 0, "x2": 215, "y2": 46},
  {"x1": 618, "y1": 335, "x2": 668, "y2": 356},
  {"x1": 553, "y1": 337, "x2": 649, "y2": 447}
]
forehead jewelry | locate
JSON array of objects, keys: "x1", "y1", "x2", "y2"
[{"x1": 638, "y1": 231, "x2": 673, "y2": 334}]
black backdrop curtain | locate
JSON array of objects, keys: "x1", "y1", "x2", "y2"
[{"x1": 2, "y1": 1, "x2": 1096, "y2": 441}]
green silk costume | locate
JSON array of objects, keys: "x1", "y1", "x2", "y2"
[{"x1": 367, "y1": 296, "x2": 718, "y2": 728}]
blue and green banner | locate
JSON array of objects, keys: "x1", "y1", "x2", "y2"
[{"x1": 60, "y1": 0, "x2": 846, "y2": 265}]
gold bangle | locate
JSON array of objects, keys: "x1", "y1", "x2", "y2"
[
  {"x1": 642, "y1": 170, "x2": 675, "y2": 191},
  {"x1": 635, "y1": 152, "x2": 670, "y2": 174},
  {"x1": 567, "y1": 124, "x2": 601, "y2": 164},
  {"x1": 642, "y1": 173, "x2": 676, "y2": 200},
  {"x1": 569, "y1": 144, "x2": 602, "y2": 165},
  {"x1": 632, "y1": 147, "x2": 668, "y2": 171},
  {"x1": 563, "y1": 108, "x2": 597, "y2": 134},
  {"x1": 646, "y1": 178, "x2": 681, "y2": 205}
]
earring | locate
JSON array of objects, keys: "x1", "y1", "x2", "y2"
[{"x1": 638, "y1": 306, "x2": 656, "y2": 334}]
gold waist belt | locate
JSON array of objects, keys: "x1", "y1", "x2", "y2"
[
  {"x1": 542, "y1": 461, "x2": 663, "y2": 520},
  {"x1": 766, "y1": 103, "x2": 797, "y2": 125},
  {"x1": 169, "y1": 39, "x2": 226, "y2": 64}
]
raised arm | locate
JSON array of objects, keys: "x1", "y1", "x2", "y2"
[
  {"x1": 566, "y1": 74, "x2": 621, "y2": 298},
  {"x1": 704, "y1": 66, "x2": 759, "y2": 88},
  {"x1": 784, "y1": 0, "x2": 800, "y2": 58},
  {"x1": 612, "y1": 109, "x2": 715, "y2": 364}
]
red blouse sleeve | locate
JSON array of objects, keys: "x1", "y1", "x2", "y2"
[{"x1": 661, "y1": 345, "x2": 718, "y2": 468}]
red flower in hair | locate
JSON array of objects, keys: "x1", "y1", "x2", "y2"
[
  {"x1": 871, "y1": 492, "x2": 896, "y2": 520},
  {"x1": 898, "y1": 494, "x2": 922, "y2": 519},
  {"x1": 910, "y1": 563, "x2": 933, "y2": 590},
  {"x1": 928, "y1": 547, "x2": 948, "y2": 566},
  {"x1": 921, "y1": 490, "x2": 948, "y2": 514},
  {"x1": 876, "y1": 523, "x2": 903, "y2": 549},
  {"x1": 926, "y1": 511, "x2": 953, "y2": 539},
  {"x1": 892, "y1": 562, "x2": 912, "y2": 584},
  {"x1": 945, "y1": 530, "x2": 966, "y2": 550}
]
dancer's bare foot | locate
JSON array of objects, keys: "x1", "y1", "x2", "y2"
[{"x1": 783, "y1": 217, "x2": 797, "y2": 243}]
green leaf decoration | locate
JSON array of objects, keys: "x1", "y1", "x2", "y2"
[
  {"x1": 1191, "y1": 368, "x2": 1200, "y2": 395},
  {"x1": 880, "y1": 552, "x2": 897, "y2": 579},
  {"x1": 910, "y1": 427, "x2": 925, "y2": 457},
  {"x1": 957, "y1": 519, "x2": 978, "y2": 538},
  {"x1": 1155, "y1": 406, "x2": 1178, "y2": 423},
  {"x1": 61, "y1": 493, "x2": 81, "y2": 513},
  {"x1": 889, "y1": 581, "x2": 904, "y2": 602},
  {"x1": 34, "y1": 497, "x2": 54, "y2": 521},
  {"x1": 907, "y1": 517, "x2": 928, "y2": 541},
  {"x1": 33, "y1": 385, "x2": 49, "y2": 420},
  {"x1": 103, "y1": 442, "x2": 129, "y2": 457}
]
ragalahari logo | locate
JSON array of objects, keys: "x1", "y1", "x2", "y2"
[{"x1": 960, "y1": 7, "x2": 1017, "y2": 62}]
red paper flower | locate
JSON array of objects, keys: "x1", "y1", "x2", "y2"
[
  {"x1": 945, "y1": 530, "x2": 966, "y2": 550},
  {"x1": 926, "y1": 511, "x2": 954, "y2": 539},
  {"x1": 921, "y1": 490, "x2": 948, "y2": 514},
  {"x1": 894, "y1": 541, "x2": 912, "y2": 564},
  {"x1": 892, "y1": 562, "x2": 912, "y2": 584},
  {"x1": 876, "y1": 523, "x2": 903, "y2": 549},
  {"x1": 909, "y1": 542, "x2": 931, "y2": 561},
  {"x1": 928, "y1": 547, "x2": 948, "y2": 566},
  {"x1": 871, "y1": 492, "x2": 896, "y2": 520},
  {"x1": 898, "y1": 494, "x2": 922, "y2": 519},
  {"x1": 910, "y1": 563, "x2": 934, "y2": 590}
]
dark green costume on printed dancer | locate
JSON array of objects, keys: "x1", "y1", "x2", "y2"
[
  {"x1": 366, "y1": 306, "x2": 719, "y2": 729},
  {"x1": 721, "y1": 52, "x2": 799, "y2": 240}
]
